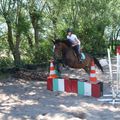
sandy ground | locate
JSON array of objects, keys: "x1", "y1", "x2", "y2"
[{"x1": 0, "y1": 58, "x2": 120, "y2": 120}]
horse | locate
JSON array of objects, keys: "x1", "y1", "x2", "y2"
[{"x1": 53, "y1": 39, "x2": 104, "y2": 74}]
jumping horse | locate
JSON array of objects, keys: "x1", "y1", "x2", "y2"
[{"x1": 53, "y1": 39, "x2": 104, "y2": 74}]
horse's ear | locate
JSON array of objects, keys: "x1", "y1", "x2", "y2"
[{"x1": 51, "y1": 40, "x2": 55, "y2": 44}]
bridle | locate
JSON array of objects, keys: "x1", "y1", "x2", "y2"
[{"x1": 53, "y1": 43, "x2": 63, "y2": 60}]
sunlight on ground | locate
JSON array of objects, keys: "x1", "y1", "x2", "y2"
[{"x1": 0, "y1": 59, "x2": 120, "y2": 120}]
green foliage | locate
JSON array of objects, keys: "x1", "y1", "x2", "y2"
[
  {"x1": 32, "y1": 40, "x2": 53, "y2": 64},
  {"x1": 0, "y1": 0, "x2": 120, "y2": 69},
  {"x1": 0, "y1": 57, "x2": 13, "y2": 68}
]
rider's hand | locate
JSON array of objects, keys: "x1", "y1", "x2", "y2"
[
  {"x1": 72, "y1": 42, "x2": 78, "y2": 47},
  {"x1": 72, "y1": 44, "x2": 76, "y2": 47}
]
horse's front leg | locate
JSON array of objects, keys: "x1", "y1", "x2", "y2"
[
  {"x1": 54, "y1": 59, "x2": 64, "y2": 73},
  {"x1": 84, "y1": 66, "x2": 90, "y2": 74}
]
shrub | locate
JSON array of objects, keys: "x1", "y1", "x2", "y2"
[
  {"x1": 0, "y1": 57, "x2": 13, "y2": 68},
  {"x1": 32, "y1": 40, "x2": 53, "y2": 65}
]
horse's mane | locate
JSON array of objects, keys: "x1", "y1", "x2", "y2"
[{"x1": 54, "y1": 39, "x2": 72, "y2": 47}]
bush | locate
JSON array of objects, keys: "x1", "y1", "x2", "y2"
[
  {"x1": 0, "y1": 57, "x2": 13, "y2": 68},
  {"x1": 32, "y1": 40, "x2": 53, "y2": 65}
]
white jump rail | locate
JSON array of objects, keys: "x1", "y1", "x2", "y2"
[{"x1": 98, "y1": 48, "x2": 120, "y2": 105}]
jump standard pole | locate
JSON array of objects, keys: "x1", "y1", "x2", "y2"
[{"x1": 98, "y1": 48, "x2": 120, "y2": 105}]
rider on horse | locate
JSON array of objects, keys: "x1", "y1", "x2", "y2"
[{"x1": 67, "y1": 28, "x2": 82, "y2": 62}]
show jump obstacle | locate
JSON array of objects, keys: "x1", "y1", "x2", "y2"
[
  {"x1": 47, "y1": 59, "x2": 103, "y2": 98},
  {"x1": 98, "y1": 46, "x2": 120, "y2": 104}
]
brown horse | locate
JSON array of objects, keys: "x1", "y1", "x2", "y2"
[{"x1": 53, "y1": 39, "x2": 103, "y2": 74}]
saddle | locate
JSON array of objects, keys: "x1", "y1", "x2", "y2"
[{"x1": 72, "y1": 50, "x2": 85, "y2": 61}]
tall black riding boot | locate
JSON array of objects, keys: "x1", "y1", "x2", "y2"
[{"x1": 79, "y1": 53, "x2": 82, "y2": 62}]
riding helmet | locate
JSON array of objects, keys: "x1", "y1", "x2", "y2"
[{"x1": 67, "y1": 28, "x2": 72, "y2": 33}]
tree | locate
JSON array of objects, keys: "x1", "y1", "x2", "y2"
[
  {"x1": 0, "y1": 0, "x2": 120, "y2": 69},
  {"x1": 46, "y1": 0, "x2": 68, "y2": 38},
  {"x1": 0, "y1": 0, "x2": 29, "y2": 67},
  {"x1": 27, "y1": 0, "x2": 47, "y2": 60},
  {"x1": 28, "y1": 0, "x2": 46, "y2": 46}
]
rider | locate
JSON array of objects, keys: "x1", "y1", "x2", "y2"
[{"x1": 67, "y1": 28, "x2": 82, "y2": 61}]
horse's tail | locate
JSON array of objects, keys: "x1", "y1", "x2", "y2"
[{"x1": 93, "y1": 57, "x2": 104, "y2": 73}]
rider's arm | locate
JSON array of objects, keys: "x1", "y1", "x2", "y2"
[
  {"x1": 72, "y1": 35, "x2": 80, "y2": 46},
  {"x1": 75, "y1": 38, "x2": 80, "y2": 44}
]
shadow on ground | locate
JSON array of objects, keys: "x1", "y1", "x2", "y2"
[{"x1": 0, "y1": 60, "x2": 120, "y2": 120}]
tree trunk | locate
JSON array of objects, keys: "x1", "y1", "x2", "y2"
[
  {"x1": 29, "y1": 13, "x2": 40, "y2": 60},
  {"x1": 7, "y1": 22, "x2": 21, "y2": 67},
  {"x1": 27, "y1": 34, "x2": 33, "y2": 48},
  {"x1": 7, "y1": 22, "x2": 14, "y2": 53},
  {"x1": 34, "y1": 26, "x2": 39, "y2": 48},
  {"x1": 52, "y1": 17, "x2": 57, "y2": 39},
  {"x1": 29, "y1": 13, "x2": 39, "y2": 49},
  {"x1": 13, "y1": 49, "x2": 21, "y2": 67},
  {"x1": 115, "y1": 28, "x2": 120, "y2": 49},
  {"x1": 14, "y1": 32, "x2": 21, "y2": 67}
]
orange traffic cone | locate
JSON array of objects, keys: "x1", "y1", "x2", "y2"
[
  {"x1": 48, "y1": 60, "x2": 58, "y2": 78},
  {"x1": 90, "y1": 60, "x2": 97, "y2": 83}
]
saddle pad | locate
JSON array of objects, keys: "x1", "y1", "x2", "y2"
[{"x1": 81, "y1": 53, "x2": 85, "y2": 60}]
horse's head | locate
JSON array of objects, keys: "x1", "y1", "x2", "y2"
[
  {"x1": 52, "y1": 39, "x2": 72, "y2": 59},
  {"x1": 53, "y1": 39, "x2": 64, "y2": 59}
]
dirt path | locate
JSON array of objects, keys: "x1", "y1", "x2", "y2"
[{"x1": 0, "y1": 58, "x2": 120, "y2": 120}]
